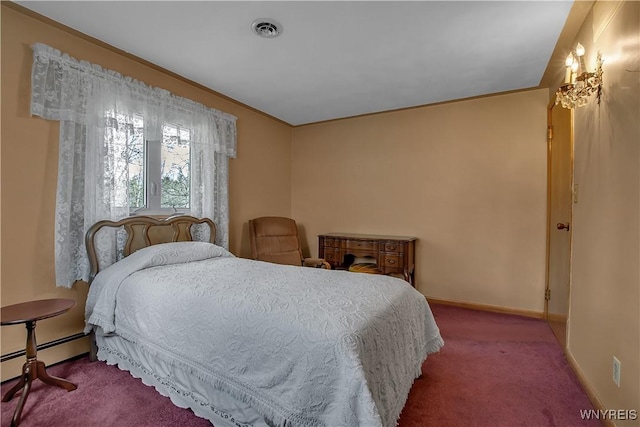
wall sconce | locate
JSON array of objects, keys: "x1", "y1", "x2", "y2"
[{"x1": 555, "y1": 43, "x2": 603, "y2": 109}]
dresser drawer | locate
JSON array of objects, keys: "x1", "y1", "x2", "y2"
[
  {"x1": 344, "y1": 239, "x2": 379, "y2": 252},
  {"x1": 323, "y1": 237, "x2": 338, "y2": 248},
  {"x1": 322, "y1": 248, "x2": 341, "y2": 262},
  {"x1": 380, "y1": 253, "x2": 404, "y2": 269},
  {"x1": 381, "y1": 241, "x2": 404, "y2": 253}
]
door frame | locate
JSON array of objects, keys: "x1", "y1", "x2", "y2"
[{"x1": 544, "y1": 99, "x2": 575, "y2": 340}]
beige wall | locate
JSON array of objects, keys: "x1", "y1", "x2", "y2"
[
  {"x1": 4, "y1": 3, "x2": 638, "y2": 419},
  {"x1": 563, "y1": 1, "x2": 639, "y2": 422},
  {"x1": 292, "y1": 89, "x2": 549, "y2": 313},
  {"x1": 0, "y1": 5, "x2": 292, "y2": 381}
]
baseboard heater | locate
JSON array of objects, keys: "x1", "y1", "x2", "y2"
[{"x1": 0, "y1": 332, "x2": 86, "y2": 363}]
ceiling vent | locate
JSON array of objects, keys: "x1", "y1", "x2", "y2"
[{"x1": 251, "y1": 18, "x2": 283, "y2": 38}]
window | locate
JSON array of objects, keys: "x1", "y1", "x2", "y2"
[
  {"x1": 158, "y1": 123, "x2": 191, "y2": 210},
  {"x1": 31, "y1": 43, "x2": 237, "y2": 286},
  {"x1": 107, "y1": 111, "x2": 192, "y2": 214}
]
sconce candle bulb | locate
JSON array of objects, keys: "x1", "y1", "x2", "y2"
[
  {"x1": 564, "y1": 54, "x2": 574, "y2": 83},
  {"x1": 565, "y1": 53, "x2": 575, "y2": 66},
  {"x1": 555, "y1": 45, "x2": 603, "y2": 109},
  {"x1": 571, "y1": 61, "x2": 579, "y2": 84},
  {"x1": 575, "y1": 43, "x2": 587, "y2": 75}
]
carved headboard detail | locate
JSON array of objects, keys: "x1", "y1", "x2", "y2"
[{"x1": 85, "y1": 215, "x2": 216, "y2": 283}]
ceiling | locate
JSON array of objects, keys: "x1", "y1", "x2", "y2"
[{"x1": 16, "y1": 1, "x2": 574, "y2": 126}]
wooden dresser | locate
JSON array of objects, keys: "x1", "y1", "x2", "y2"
[{"x1": 318, "y1": 233, "x2": 417, "y2": 286}]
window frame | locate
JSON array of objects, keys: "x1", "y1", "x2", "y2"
[{"x1": 128, "y1": 129, "x2": 192, "y2": 217}]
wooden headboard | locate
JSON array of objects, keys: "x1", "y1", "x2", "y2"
[{"x1": 85, "y1": 215, "x2": 216, "y2": 283}]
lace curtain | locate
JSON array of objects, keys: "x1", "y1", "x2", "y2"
[{"x1": 30, "y1": 43, "x2": 237, "y2": 287}]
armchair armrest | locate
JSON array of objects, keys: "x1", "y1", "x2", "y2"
[{"x1": 303, "y1": 257, "x2": 331, "y2": 269}]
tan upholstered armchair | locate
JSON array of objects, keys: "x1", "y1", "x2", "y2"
[{"x1": 249, "y1": 216, "x2": 331, "y2": 269}]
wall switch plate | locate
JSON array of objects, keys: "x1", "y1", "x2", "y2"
[{"x1": 613, "y1": 356, "x2": 621, "y2": 387}]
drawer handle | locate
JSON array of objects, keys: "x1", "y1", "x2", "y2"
[
  {"x1": 387, "y1": 259, "x2": 396, "y2": 265},
  {"x1": 387, "y1": 245, "x2": 397, "y2": 251}
]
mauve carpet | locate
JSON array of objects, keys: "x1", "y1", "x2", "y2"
[{"x1": 1, "y1": 304, "x2": 601, "y2": 427}]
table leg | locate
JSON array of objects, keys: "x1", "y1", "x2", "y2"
[
  {"x1": 404, "y1": 266, "x2": 415, "y2": 287},
  {"x1": 36, "y1": 360, "x2": 77, "y2": 391},
  {"x1": 10, "y1": 367, "x2": 32, "y2": 427},
  {"x1": 1, "y1": 363, "x2": 28, "y2": 402},
  {"x1": 2, "y1": 320, "x2": 77, "y2": 426}
]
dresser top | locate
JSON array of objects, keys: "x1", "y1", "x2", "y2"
[{"x1": 319, "y1": 233, "x2": 417, "y2": 241}]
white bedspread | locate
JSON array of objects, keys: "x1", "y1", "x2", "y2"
[{"x1": 85, "y1": 242, "x2": 443, "y2": 427}]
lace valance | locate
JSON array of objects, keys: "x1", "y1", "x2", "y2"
[{"x1": 31, "y1": 43, "x2": 237, "y2": 158}]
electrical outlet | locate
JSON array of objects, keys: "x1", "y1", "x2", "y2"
[{"x1": 613, "y1": 356, "x2": 621, "y2": 387}]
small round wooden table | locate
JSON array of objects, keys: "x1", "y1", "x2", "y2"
[{"x1": 1, "y1": 299, "x2": 78, "y2": 427}]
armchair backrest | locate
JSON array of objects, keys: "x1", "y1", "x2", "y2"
[{"x1": 249, "y1": 216, "x2": 304, "y2": 266}]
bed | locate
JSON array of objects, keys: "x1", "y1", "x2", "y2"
[{"x1": 84, "y1": 215, "x2": 444, "y2": 427}]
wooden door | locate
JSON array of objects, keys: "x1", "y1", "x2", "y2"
[{"x1": 545, "y1": 102, "x2": 573, "y2": 348}]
